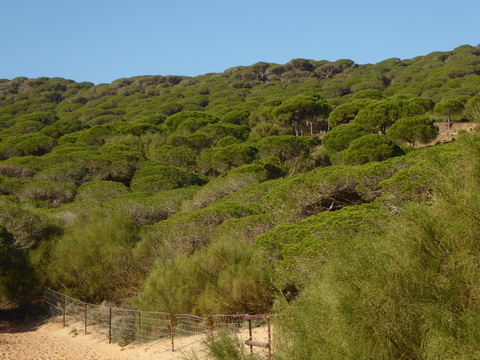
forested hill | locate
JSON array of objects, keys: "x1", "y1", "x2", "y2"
[{"x1": 2, "y1": 44, "x2": 480, "y2": 358}]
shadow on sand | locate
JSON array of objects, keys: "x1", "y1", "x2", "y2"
[{"x1": 0, "y1": 301, "x2": 47, "y2": 334}]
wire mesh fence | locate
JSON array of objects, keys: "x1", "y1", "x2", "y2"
[{"x1": 43, "y1": 287, "x2": 268, "y2": 352}]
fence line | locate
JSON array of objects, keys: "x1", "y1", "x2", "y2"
[{"x1": 43, "y1": 287, "x2": 269, "y2": 353}]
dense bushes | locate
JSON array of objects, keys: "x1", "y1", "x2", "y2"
[
  {"x1": 339, "y1": 134, "x2": 404, "y2": 165},
  {"x1": 273, "y1": 136, "x2": 480, "y2": 359},
  {"x1": 0, "y1": 226, "x2": 35, "y2": 301},
  {"x1": 1, "y1": 47, "x2": 480, "y2": 359},
  {"x1": 135, "y1": 238, "x2": 272, "y2": 315},
  {"x1": 48, "y1": 210, "x2": 141, "y2": 302}
]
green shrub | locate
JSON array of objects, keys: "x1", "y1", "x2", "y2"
[
  {"x1": 19, "y1": 181, "x2": 76, "y2": 206},
  {"x1": 164, "y1": 111, "x2": 218, "y2": 132},
  {"x1": 75, "y1": 181, "x2": 130, "y2": 202},
  {"x1": 36, "y1": 162, "x2": 87, "y2": 184},
  {"x1": 0, "y1": 226, "x2": 35, "y2": 302},
  {"x1": 148, "y1": 145, "x2": 196, "y2": 169},
  {"x1": 387, "y1": 115, "x2": 439, "y2": 146},
  {"x1": 0, "y1": 133, "x2": 57, "y2": 159},
  {"x1": 197, "y1": 144, "x2": 259, "y2": 175},
  {"x1": 49, "y1": 210, "x2": 141, "y2": 302},
  {"x1": 0, "y1": 163, "x2": 36, "y2": 178},
  {"x1": 339, "y1": 134, "x2": 404, "y2": 165},
  {"x1": 131, "y1": 162, "x2": 207, "y2": 193},
  {"x1": 40, "y1": 119, "x2": 86, "y2": 138},
  {"x1": 273, "y1": 135, "x2": 480, "y2": 359},
  {"x1": 110, "y1": 187, "x2": 199, "y2": 225},
  {"x1": 183, "y1": 165, "x2": 270, "y2": 211},
  {"x1": 0, "y1": 205, "x2": 54, "y2": 248},
  {"x1": 134, "y1": 202, "x2": 263, "y2": 270},
  {"x1": 135, "y1": 237, "x2": 272, "y2": 315},
  {"x1": 322, "y1": 123, "x2": 368, "y2": 153}
]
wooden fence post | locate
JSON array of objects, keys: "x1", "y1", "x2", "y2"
[
  {"x1": 170, "y1": 313, "x2": 175, "y2": 352},
  {"x1": 62, "y1": 294, "x2": 66, "y2": 327},
  {"x1": 138, "y1": 311, "x2": 142, "y2": 342},
  {"x1": 209, "y1": 316, "x2": 214, "y2": 342},
  {"x1": 267, "y1": 315, "x2": 272, "y2": 359},
  {"x1": 84, "y1": 303, "x2": 87, "y2": 334},
  {"x1": 247, "y1": 315, "x2": 253, "y2": 354},
  {"x1": 109, "y1": 307, "x2": 112, "y2": 344},
  {"x1": 244, "y1": 314, "x2": 271, "y2": 356}
]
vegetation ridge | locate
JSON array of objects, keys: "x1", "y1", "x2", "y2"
[{"x1": 1, "y1": 43, "x2": 480, "y2": 359}]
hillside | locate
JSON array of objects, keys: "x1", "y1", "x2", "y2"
[{"x1": 1, "y1": 44, "x2": 480, "y2": 359}]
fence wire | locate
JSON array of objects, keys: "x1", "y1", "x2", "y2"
[{"x1": 43, "y1": 287, "x2": 255, "y2": 347}]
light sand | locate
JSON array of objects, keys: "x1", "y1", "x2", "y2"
[{"x1": 0, "y1": 318, "x2": 270, "y2": 360}]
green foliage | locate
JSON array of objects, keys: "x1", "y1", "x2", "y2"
[
  {"x1": 40, "y1": 119, "x2": 86, "y2": 138},
  {"x1": 134, "y1": 202, "x2": 263, "y2": 270},
  {"x1": 183, "y1": 165, "x2": 271, "y2": 211},
  {"x1": 76, "y1": 124, "x2": 119, "y2": 146},
  {"x1": 322, "y1": 123, "x2": 368, "y2": 153},
  {"x1": 354, "y1": 97, "x2": 427, "y2": 134},
  {"x1": 257, "y1": 135, "x2": 314, "y2": 162},
  {"x1": 0, "y1": 175, "x2": 26, "y2": 195},
  {"x1": 135, "y1": 238, "x2": 272, "y2": 315},
  {"x1": 339, "y1": 134, "x2": 404, "y2": 165},
  {"x1": 49, "y1": 210, "x2": 141, "y2": 302},
  {"x1": 258, "y1": 160, "x2": 403, "y2": 222},
  {"x1": 164, "y1": 111, "x2": 218, "y2": 132},
  {"x1": 1, "y1": 120, "x2": 45, "y2": 136},
  {"x1": 148, "y1": 144, "x2": 196, "y2": 169},
  {"x1": 220, "y1": 109, "x2": 250, "y2": 125},
  {"x1": 215, "y1": 136, "x2": 242, "y2": 148},
  {"x1": 0, "y1": 205, "x2": 54, "y2": 248},
  {"x1": 0, "y1": 162, "x2": 36, "y2": 178},
  {"x1": 1, "y1": 48, "x2": 480, "y2": 346},
  {"x1": 131, "y1": 161, "x2": 207, "y2": 193},
  {"x1": 274, "y1": 137, "x2": 480, "y2": 358},
  {"x1": 351, "y1": 89, "x2": 384, "y2": 100},
  {"x1": 0, "y1": 133, "x2": 57, "y2": 159},
  {"x1": 199, "y1": 332, "x2": 264, "y2": 360},
  {"x1": 387, "y1": 114, "x2": 439, "y2": 146},
  {"x1": 327, "y1": 99, "x2": 374, "y2": 127},
  {"x1": 197, "y1": 144, "x2": 259, "y2": 175},
  {"x1": 106, "y1": 132, "x2": 168, "y2": 154},
  {"x1": 272, "y1": 93, "x2": 331, "y2": 135},
  {"x1": 0, "y1": 226, "x2": 35, "y2": 301},
  {"x1": 434, "y1": 98, "x2": 465, "y2": 128},
  {"x1": 14, "y1": 111, "x2": 58, "y2": 125},
  {"x1": 465, "y1": 94, "x2": 480, "y2": 121},
  {"x1": 19, "y1": 181, "x2": 76, "y2": 206},
  {"x1": 111, "y1": 187, "x2": 199, "y2": 225},
  {"x1": 36, "y1": 162, "x2": 87, "y2": 184},
  {"x1": 379, "y1": 164, "x2": 437, "y2": 203},
  {"x1": 196, "y1": 123, "x2": 251, "y2": 143},
  {"x1": 255, "y1": 203, "x2": 389, "y2": 293},
  {"x1": 75, "y1": 181, "x2": 130, "y2": 202}
]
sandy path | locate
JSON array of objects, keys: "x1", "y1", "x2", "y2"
[
  {"x1": 0, "y1": 320, "x2": 207, "y2": 360},
  {"x1": 0, "y1": 318, "x2": 269, "y2": 360}
]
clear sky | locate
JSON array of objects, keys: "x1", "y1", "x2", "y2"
[{"x1": 1, "y1": 0, "x2": 479, "y2": 84}]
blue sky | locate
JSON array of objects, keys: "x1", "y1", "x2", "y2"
[{"x1": 1, "y1": 0, "x2": 479, "y2": 84}]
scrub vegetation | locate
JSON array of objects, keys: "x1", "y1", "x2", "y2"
[{"x1": 1, "y1": 44, "x2": 480, "y2": 358}]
